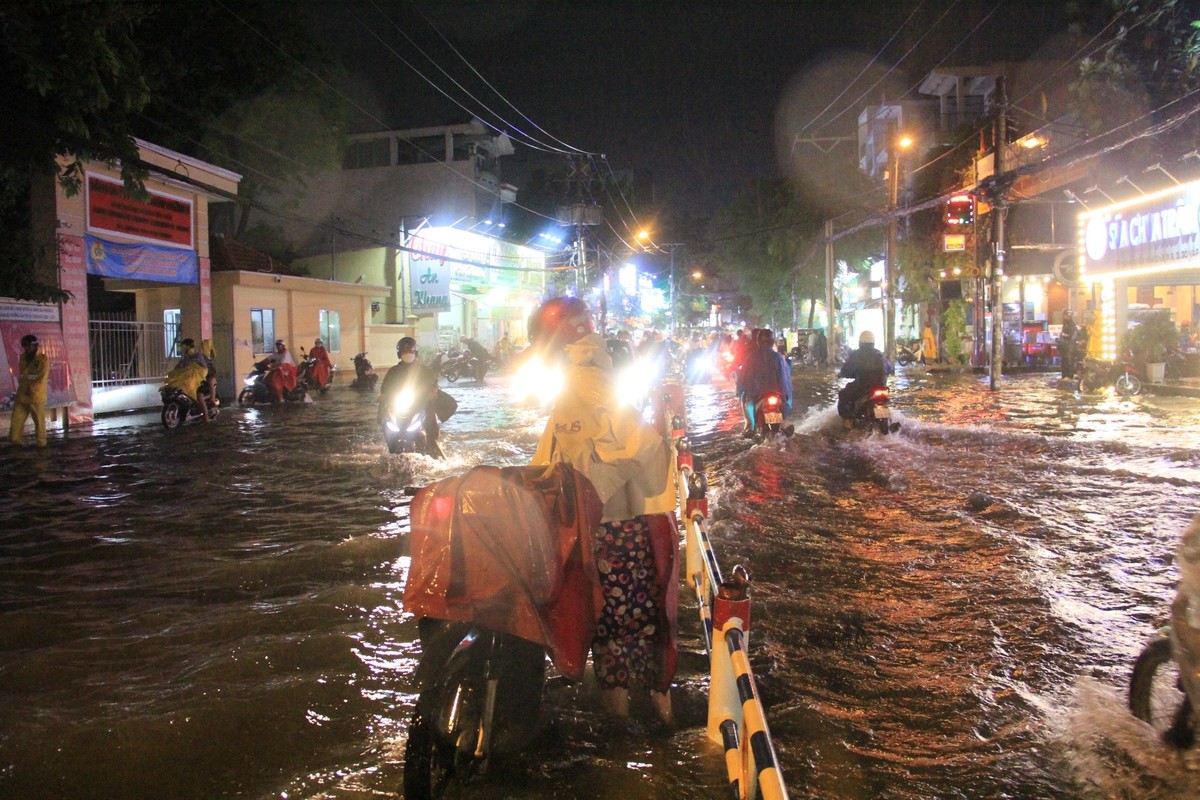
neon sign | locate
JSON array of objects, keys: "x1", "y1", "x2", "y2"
[{"x1": 1079, "y1": 180, "x2": 1200, "y2": 277}]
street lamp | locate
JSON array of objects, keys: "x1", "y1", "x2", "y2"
[{"x1": 885, "y1": 132, "x2": 913, "y2": 362}]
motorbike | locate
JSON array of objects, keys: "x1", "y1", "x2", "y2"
[
  {"x1": 847, "y1": 385, "x2": 901, "y2": 435},
  {"x1": 350, "y1": 353, "x2": 377, "y2": 390},
  {"x1": 401, "y1": 464, "x2": 602, "y2": 800},
  {"x1": 1129, "y1": 591, "x2": 1199, "y2": 749},
  {"x1": 382, "y1": 385, "x2": 440, "y2": 457},
  {"x1": 746, "y1": 391, "x2": 794, "y2": 440},
  {"x1": 160, "y1": 381, "x2": 218, "y2": 429},
  {"x1": 237, "y1": 360, "x2": 308, "y2": 407},
  {"x1": 1077, "y1": 350, "x2": 1142, "y2": 396},
  {"x1": 897, "y1": 340, "x2": 925, "y2": 366},
  {"x1": 439, "y1": 349, "x2": 468, "y2": 383},
  {"x1": 296, "y1": 351, "x2": 333, "y2": 395}
]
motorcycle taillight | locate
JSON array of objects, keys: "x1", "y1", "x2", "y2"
[
  {"x1": 766, "y1": 395, "x2": 780, "y2": 407},
  {"x1": 872, "y1": 388, "x2": 889, "y2": 400}
]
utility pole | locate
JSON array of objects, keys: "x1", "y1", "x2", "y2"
[
  {"x1": 989, "y1": 77, "x2": 1007, "y2": 391},
  {"x1": 885, "y1": 152, "x2": 900, "y2": 363},
  {"x1": 825, "y1": 218, "x2": 836, "y2": 353}
]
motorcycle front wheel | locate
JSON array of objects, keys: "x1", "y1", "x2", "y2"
[
  {"x1": 1129, "y1": 637, "x2": 1194, "y2": 746},
  {"x1": 1115, "y1": 373, "x2": 1142, "y2": 397},
  {"x1": 237, "y1": 388, "x2": 254, "y2": 407}
]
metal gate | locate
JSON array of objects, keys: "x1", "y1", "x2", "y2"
[{"x1": 89, "y1": 317, "x2": 235, "y2": 412}]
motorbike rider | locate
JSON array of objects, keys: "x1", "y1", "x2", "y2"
[
  {"x1": 166, "y1": 338, "x2": 212, "y2": 421},
  {"x1": 378, "y1": 336, "x2": 442, "y2": 457},
  {"x1": 837, "y1": 330, "x2": 890, "y2": 425},
  {"x1": 736, "y1": 328, "x2": 793, "y2": 436},
  {"x1": 260, "y1": 339, "x2": 298, "y2": 403},
  {"x1": 527, "y1": 296, "x2": 678, "y2": 727},
  {"x1": 461, "y1": 336, "x2": 491, "y2": 380},
  {"x1": 308, "y1": 338, "x2": 334, "y2": 388}
]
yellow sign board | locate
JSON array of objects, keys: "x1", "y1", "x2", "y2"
[{"x1": 943, "y1": 234, "x2": 966, "y2": 252}]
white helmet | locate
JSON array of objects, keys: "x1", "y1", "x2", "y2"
[{"x1": 859, "y1": 331, "x2": 875, "y2": 346}]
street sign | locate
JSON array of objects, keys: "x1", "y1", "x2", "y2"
[{"x1": 943, "y1": 233, "x2": 966, "y2": 252}]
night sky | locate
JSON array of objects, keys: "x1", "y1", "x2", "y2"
[{"x1": 305, "y1": 0, "x2": 1081, "y2": 218}]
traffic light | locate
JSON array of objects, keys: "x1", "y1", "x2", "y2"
[{"x1": 945, "y1": 194, "x2": 974, "y2": 226}]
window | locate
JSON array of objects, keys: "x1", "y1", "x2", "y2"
[
  {"x1": 164, "y1": 308, "x2": 181, "y2": 357},
  {"x1": 342, "y1": 138, "x2": 391, "y2": 169},
  {"x1": 319, "y1": 310, "x2": 341, "y2": 352},
  {"x1": 251, "y1": 308, "x2": 275, "y2": 354},
  {"x1": 396, "y1": 135, "x2": 444, "y2": 165}
]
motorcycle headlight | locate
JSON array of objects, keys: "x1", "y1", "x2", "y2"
[
  {"x1": 511, "y1": 356, "x2": 562, "y2": 406},
  {"x1": 391, "y1": 387, "x2": 415, "y2": 415},
  {"x1": 616, "y1": 362, "x2": 652, "y2": 408},
  {"x1": 243, "y1": 374, "x2": 257, "y2": 386}
]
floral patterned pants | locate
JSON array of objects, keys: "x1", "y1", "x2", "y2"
[{"x1": 591, "y1": 517, "x2": 660, "y2": 690}]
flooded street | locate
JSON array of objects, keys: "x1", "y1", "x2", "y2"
[{"x1": 2, "y1": 366, "x2": 1199, "y2": 799}]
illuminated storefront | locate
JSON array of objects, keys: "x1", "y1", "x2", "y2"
[
  {"x1": 404, "y1": 226, "x2": 546, "y2": 350},
  {"x1": 1078, "y1": 179, "x2": 1200, "y2": 359}
]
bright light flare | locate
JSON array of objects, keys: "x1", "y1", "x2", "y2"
[
  {"x1": 616, "y1": 361, "x2": 654, "y2": 409},
  {"x1": 511, "y1": 356, "x2": 563, "y2": 407}
]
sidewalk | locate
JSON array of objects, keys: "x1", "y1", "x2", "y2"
[
  {"x1": 1144, "y1": 377, "x2": 1200, "y2": 398},
  {"x1": 926, "y1": 363, "x2": 1200, "y2": 398}
]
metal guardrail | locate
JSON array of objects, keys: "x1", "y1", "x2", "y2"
[{"x1": 657, "y1": 382, "x2": 789, "y2": 800}]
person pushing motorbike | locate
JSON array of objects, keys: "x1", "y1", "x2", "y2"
[
  {"x1": 378, "y1": 337, "x2": 442, "y2": 457},
  {"x1": 838, "y1": 331, "x2": 890, "y2": 426},
  {"x1": 527, "y1": 296, "x2": 679, "y2": 727}
]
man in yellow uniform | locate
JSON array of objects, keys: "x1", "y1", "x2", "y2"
[{"x1": 9, "y1": 334, "x2": 50, "y2": 447}]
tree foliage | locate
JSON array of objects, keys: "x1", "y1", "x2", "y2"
[
  {"x1": 0, "y1": 0, "x2": 347, "y2": 300},
  {"x1": 1071, "y1": 0, "x2": 1200, "y2": 139},
  {"x1": 701, "y1": 178, "x2": 823, "y2": 328}
]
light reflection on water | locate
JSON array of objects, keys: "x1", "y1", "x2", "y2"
[{"x1": 0, "y1": 368, "x2": 1197, "y2": 799}]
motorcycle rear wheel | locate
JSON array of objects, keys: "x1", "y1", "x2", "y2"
[
  {"x1": 161, "y1": 402, "x2": 183, "y2": 429},
  {"x1": 876, "y1": 418, "x2": 889, "y2": 435},
  {"x1": 1129, "y1": 637, "x2": 1194, "y2": 746}
]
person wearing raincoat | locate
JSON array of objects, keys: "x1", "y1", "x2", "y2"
[
  {"x1": 262, "y1": 339, "x2": 298, "y2": 403},
  {"x1": 528, "y1": 296, "x2": 679, "y2": 727},
  {"x1": 309, "y1": 338, "x2": 333, "y2": 389},
  {"x1": 8, "y1": 334, "x2": 50, "y2": 447},
  {"x1": 165, "y1": 339, "x2": 212, "y2": 421}
]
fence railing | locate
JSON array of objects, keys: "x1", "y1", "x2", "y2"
[
  {"x1": 89, "y1": 319, "x2": 178, "y2": 388},
  {"x1": 658, "y1": 382, "x2": 789, "y2": 800}
]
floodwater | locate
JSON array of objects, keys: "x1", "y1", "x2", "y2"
[{"x1": 1, "y1": 364, "x2": 1198, "y2": 799}]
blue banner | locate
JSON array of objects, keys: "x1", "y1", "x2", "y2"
[{"x1": 85, "y1": 235, "x2": 198, "y2": 284}]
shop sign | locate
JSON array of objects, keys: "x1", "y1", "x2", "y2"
[
  {"x1": 943, "y1": 234, "x2": 966, "y2": 252},
  {"x1": 1081, "y1": 180, "x2": 1200, "y2": 277},
  {"x1": 410, "y1": 262, "x2": 453, "y2": 314},
  {"x1": 86, "y1": 173, "x2": 193, "y2": 248}
]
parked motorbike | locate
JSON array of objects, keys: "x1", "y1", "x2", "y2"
[
  {"x1": 897, "y1": 341, "x2": 925, "y2": 366},
  {"x1": 401, "y1": 465, "x2": 602, "y2": 800},
  {"x1": 1077, "y1": 350, "x2": 1142, "y2": 396},
  {"x1": 350, "y1": 353, "x2": 377, "y2": 390},
  {"x1": 160, "y1": 381, "x2": 218, "y2": 429},
  {"x1": 746, "y1": 391, "x2": 794, "y2": 440},
  {"x1": 237, "y1": 360, "x2": 308, "y2": 406},
  {"x1": 847, "y1": 385, "x2": 901, "y2": 435},
  {"x1": 438, "y1": 349, "x2": 467, "y2": 383},
  {"x1": 382, "y1": 385, "x2": 440, "y2": 457}
]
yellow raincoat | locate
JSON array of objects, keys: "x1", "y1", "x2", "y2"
[
  {"x1": 922, "y1": 325, "x2": 938, "y2": 362},
  {"x1": 164, "y1": 360, "x2": 208, "y2": 401},
  {"x1": 532, "y1": 334, "x2": 676, "y2": 523}
]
